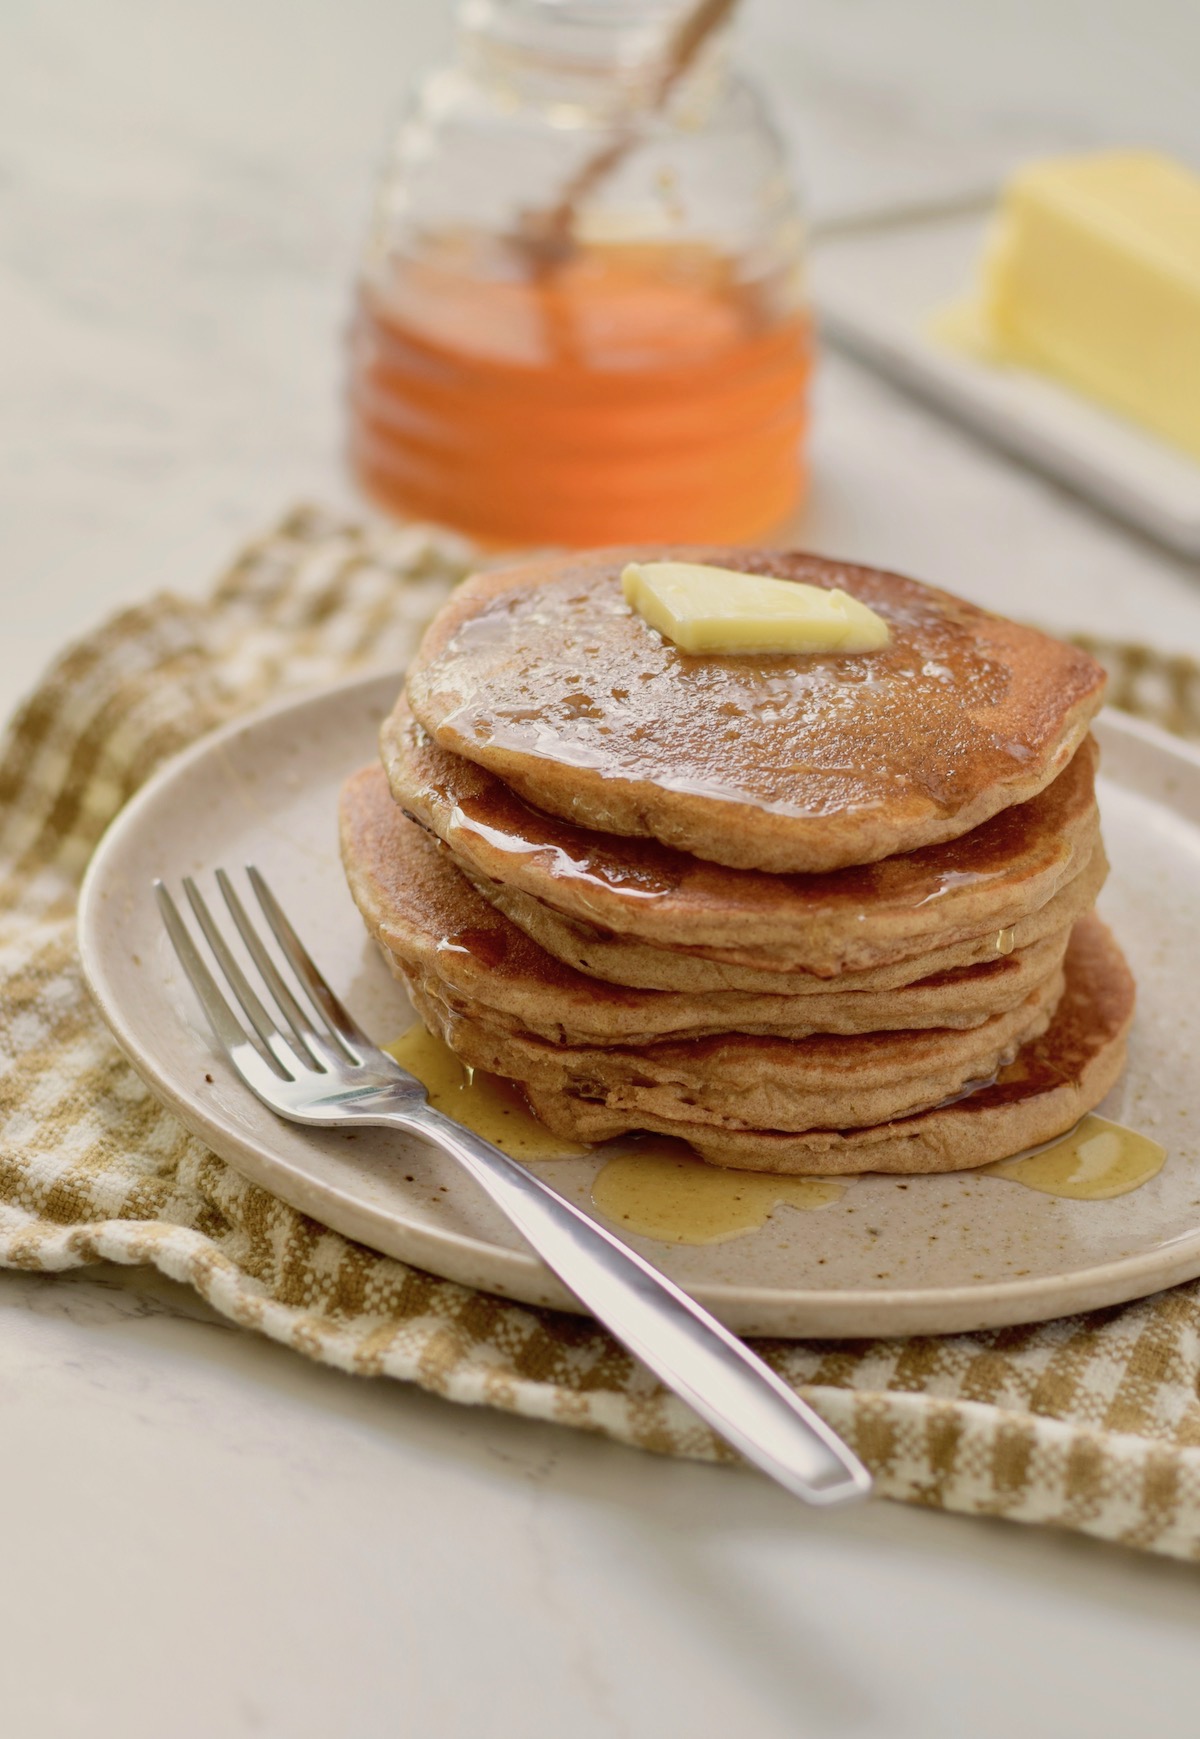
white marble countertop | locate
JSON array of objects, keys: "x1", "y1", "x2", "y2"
[{"x1": 4, "y1": 3, "x2": 1200, "y2": 1734}]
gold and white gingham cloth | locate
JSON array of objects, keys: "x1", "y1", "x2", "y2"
[{"x1": 4, "y1": 505, "x2": 1200, "y2": 1559}]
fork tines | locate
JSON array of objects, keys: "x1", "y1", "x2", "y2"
[{"x1": 155, "y1": 867, "x2": 367, "y2": 1083}]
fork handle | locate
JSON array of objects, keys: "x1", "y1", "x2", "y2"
[{"x1": 389, "y1": 1104, "x2": 871, "y2": 1507}]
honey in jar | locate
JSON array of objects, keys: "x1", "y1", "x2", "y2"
[{"x1": 348, "y1": 0, "x2": 811, "y2": 547}]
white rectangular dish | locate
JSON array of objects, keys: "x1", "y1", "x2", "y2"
[{"x1": 810, "y1": 204, "x2": 1200, "y2": 557}]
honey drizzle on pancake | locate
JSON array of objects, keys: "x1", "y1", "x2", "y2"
[
  {"x1": 385, "y1": 1027, "x2": 589, "y2": 1160},
  {"x1": 590, "y1": 1145, "x2": 844, "y2": 1244},
  {"x1": 982, "y1": 1115, "x2": 1165, "y2": 1199},
  {"x1": 383, "y1": 702, "x2": 1104, "y2": 980},
  {"x1": 406, "y1": 554, "x2": 1107, "y2": 878},
  {"x1": 430, "y1": 575, "x2": 1031, "y2": 823}
]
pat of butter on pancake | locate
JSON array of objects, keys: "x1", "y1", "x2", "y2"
[{"x1": 620, "y1": 561, "x2": 890, "y2": 656}]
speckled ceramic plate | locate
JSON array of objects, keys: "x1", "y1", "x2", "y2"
[{"x1": 78, "y1": 670, "x2": 1200, "y2": 1337}]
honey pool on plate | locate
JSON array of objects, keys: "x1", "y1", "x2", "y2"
[
  {"x1": 385, "y1": 1028, "x2": 1168, "y2": 1246},
  {"x1": 590, "y1": 1147, "x2": 844, "y2": 1246},
  {"x1": 983, "y1": 1114, "x2": 1166, "y2": 1200},
  {"x1": 384, "y1": 1027, "x2": 589, "y2": 1162},
  {"x1": 385, "y1": 1027, "x2": 840, "y2": 1243}
]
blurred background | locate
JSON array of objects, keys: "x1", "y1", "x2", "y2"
[{"x1": 5, "y1": 0, "x2": 1200, "y2": 704}]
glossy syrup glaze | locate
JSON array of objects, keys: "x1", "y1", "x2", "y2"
[
  {"x1": 383, "y1": 696, "x2": 1100, "y2": 953},
  {"x1": 405, "y1": 549, "x2": 1107, "y2": 870},
  {"x1": 343, "y1": 768, "x2": 1074, "y2": 1061}
]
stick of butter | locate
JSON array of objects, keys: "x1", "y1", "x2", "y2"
[
  {"x1": 620, "y1": 561, "x2": 890, "y2": 655},
  {"x1": 957, "y1": 151, "x2": 1200, "y2": 459}
]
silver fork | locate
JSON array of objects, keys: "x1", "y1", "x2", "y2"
[{"x1": 155, "y1": 866, "x2": 871, "y2": 1508}]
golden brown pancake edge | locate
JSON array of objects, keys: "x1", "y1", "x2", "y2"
[
  {"x1": 383, "y1": 694, "x2": 1101, "y2": 970},
  {"x1": 403, "y1": 965, "x2": 1064, "y2": 1136},
  {"x1": 340, "y1": 765, "x2": 1071, "y2": 1045},
  {"x1": 459, "y1": 842, "x2": 1108, "y2": 991},
  {"x1": 405, "y1": 547, "x2": 1107, "y2": 873},
  {"x1": 523, "y1": 915, "x2": 1134, "y2": 1175}
]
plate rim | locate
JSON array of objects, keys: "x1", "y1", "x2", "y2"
[{"x1": 78, "y1": 671, "x2": 1200, "y2": 1337}]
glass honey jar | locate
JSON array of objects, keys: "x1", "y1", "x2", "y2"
[{"x1": 348, "y1": 0, "x2": 810, "y2": 547}]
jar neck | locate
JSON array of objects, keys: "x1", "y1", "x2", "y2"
[{"x1": 456, "y1": 0, "x2": 735, "y2": 119}]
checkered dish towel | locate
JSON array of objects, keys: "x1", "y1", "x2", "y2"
[{"x1": 5, "y1": 507, "x2": 1200, "y2": 1560}]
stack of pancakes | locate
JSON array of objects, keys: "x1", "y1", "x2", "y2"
[{"x1": 340, "y1": 548, "x2": 1135, "y2": 1175}]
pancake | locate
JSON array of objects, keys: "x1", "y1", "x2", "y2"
[
  {"x1": 461, "y1": 842, "x2": 1108, "y2": 995},
  {"x1": 404, "y1": 547, "x2": 1107, "y2": 873},
  {"x1": 524, "y1": 916, "x2": 1134, "y2": 1176},
  {"x1": 403, "y1": 962, "x2": 1064, "y2": 1136},
  {"x1": 341, "y1": 766, "x2": 1070, "y2": 1044},
  {"x1": 384, "y1": 695, "x2": 1100, "y2": 974}
]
